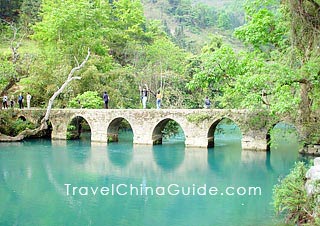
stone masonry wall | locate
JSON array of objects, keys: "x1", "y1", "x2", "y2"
[{"x1": 13, "y1": 108, "x2": 284, "y2": 150}]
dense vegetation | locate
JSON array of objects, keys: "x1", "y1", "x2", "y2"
[
  {"x1": 141, "y1": 0, "x2": 246, "y2": 51},
  {"x1": 1, "y1": 1, "x2": 320, "y2": 223},
  {"x1": 273, "y1": 161, "x2": 320, "y2": 225},
  {"x1": 0, "y1": 0, "x2": 319, "y2": 141}
]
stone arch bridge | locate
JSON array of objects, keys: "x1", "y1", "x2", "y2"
[{"x1": 15, "y1": 109, "x2": 305, "y2": 151}]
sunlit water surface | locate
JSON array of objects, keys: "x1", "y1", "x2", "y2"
[{"x1": 0, "y1": 123, "x2": 309, "y2": 226}]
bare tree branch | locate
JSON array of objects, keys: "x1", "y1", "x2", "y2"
[{"x1": 43, "y1": 48, "x2": 91, "y2": 122}]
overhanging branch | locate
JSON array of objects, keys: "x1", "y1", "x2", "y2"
[{"x1": 43, "y1": 48, "x2": 91, "y2": 122}]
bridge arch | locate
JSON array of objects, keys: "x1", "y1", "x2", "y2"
[
  {"x1": 15, "y1": 113, "x2": 40, "y2": 125},
  {"x1": 207, "y1": 117, "x2": 243, "y2": 148},
  {"x1": 66, "y1": 114, "x2": 92, "y2": 140},
  {"x1": 266, "y1": 121, "x2": 300, "y2": 151},
  {"x1": 18, "y1": 115, "x2": 27, "y2": 121},
  {"x1": 107, "y1": 117, "x2": 134, "y2": 143},
  {"x1": 151, "y1": 118, "x2": 186, "y2": 145}
]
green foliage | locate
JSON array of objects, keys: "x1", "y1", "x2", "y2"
[
  {"x1": 12, "y1": 118, "x2": 36, "y2": 134},
  {"x1": 234, "y1": 1, "x2": 288, "y2": 51},
  {"x1": 145, "y1": 0, "x2": 245, "y2": 51},
  {"x1": 186, "y1": 37, "x2": 244, "y2": 108},
  {"x1": 66, "y1": 124, "x2": 78, "y2": 140},
  {"x1": 0, "y1": 110, "x2": 13, "y2": 135},
  {"x1": 268, "y1": 122, "x2": 300, "y2": 148},
  {"x1": 167, "y1": 0, "x2": 243, "y2": 31},
  {"x1": 162, "y1": 120, "x2": 181, "y2": 139},
  {"x1": 273, "y1": 161, "x2": 320, "y2": 225},
  {"x1": 187, "y1": 13, "x2": 317, "y2": 118},
  {"x1": 19, "y1": 0, "x2": 42, "y2": 29},
  {"x1": 187, "y1": 113, "x2": 211, "y2": 124},
  {"x1": 284, "y1": 0, "x2": 320, "y2": 57},
  {"x1": 32, "y1": 0, "x2": 110, "y2": 57},
  {"x1": 0, "y1": 111, "x2": 35, "y2": 136},
  {"x1": 66, "y1": 117, "x2": 90, "y2": 140},
  {"x1": 246, "y1": 111, "x2": 269, "y2": 130},
  {"x1": 217, "y1": 11, "x2": 232, "y2": 29},
  {"x1": 67, "y1": 125, "x2": 76, "y2": 131},
  {"x1": 68, "y1": 91, "x2": 102, "y2": 109},
  {"x1": 0, "y1": 58, "x2": 17, "y2": 91},
  {"x1": 107, "y1": 136, "x2": 114, "y2": 142},
  {"x1": 23, "y1": 0, "x2": 196, "y2": 109}
]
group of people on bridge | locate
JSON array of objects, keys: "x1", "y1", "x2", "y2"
[
  {"x1": 102, "y1": 84, "x2": 211, "y2": 110},
  {"x1": 102, "y1": 84, "x2": 163, "y2": 110},
  {"x1": 139, "y1": 84, "x2": 162, "y2": 109},
  {"x1": 2, "y1": 92, "x2": 32, "y2": 110},
  {"x1": 2, "y1": 87, "x2": 211, "y2": 110}
]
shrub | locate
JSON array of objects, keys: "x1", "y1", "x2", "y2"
[
  {"x1": 68, "y1": 91, "x2": 102, "y2": 109},
  {"x1": 273, "y1": 161, "x2": 319, "y2": 225}
]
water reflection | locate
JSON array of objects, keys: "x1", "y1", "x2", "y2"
[
  {"x1": 152, "y1": 142, "x2": 185, "y2": 171},
  {"x1": 66, "y1": 141, "x2": 91, "y2": 164},
  {"x1": 108, "y1": 143, "x2": 133, "y2": 168},
  {"x1": 0, "y1": 122, "x2": 312, "y2": 226},
  {"x1": 269, "y1": 123, "x2": 300, "y2": 174}
]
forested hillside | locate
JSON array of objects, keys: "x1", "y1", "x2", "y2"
[
  {"x1": 142, "y1": 0, "x2": 246, "y2": 52},
  {"x1": 0, "y1": 0, "x2": 319, "y2": 143}
]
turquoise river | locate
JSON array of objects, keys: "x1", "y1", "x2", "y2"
[{"x1": 0, "y1": 123, "x2": 310, "y2": 226}]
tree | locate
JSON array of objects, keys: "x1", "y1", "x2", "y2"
[
  {"x1": 217, "y1": 11, "x2": 232, "y2": 30},
  {"x1": 29, "y1": 0, "x2": 149, "y2": 107},
  {"x1": 187, "y1": 0, "x2": 320, "y2": 145},
  {"x1": 32, "y1": 0, "x2": 111, "y2": 57},
  {"x1": 43, "y1": 49, "x2": 91, "y2": 121},
  {"x1": 186, "y1": 36, "x2": 242, "y2": 107},
  {"x1": 19, "y1": 0, "x2": 42, "y2": 29},
  {"x1": 0, "y1": 20, "x2": 33, "y2": 103},
  {"x1": 234, "y1": 0, "x2": 288, "y2": 52},
  {"x1": 139, "y1": 37, "x2": 190, "y2": 108},
  {"x1": 0, "y1": 49, "x2": 90, "y2": 141}
]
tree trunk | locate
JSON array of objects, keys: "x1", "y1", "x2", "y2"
[{"x1": 299, "y1": 81, "x2": 312, "y2": 123}]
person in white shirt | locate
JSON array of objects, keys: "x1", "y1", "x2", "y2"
[
  {"x1": 2, "y1": 94, "x2": 8, "y2": 109},
  {"x1": 26, "y1": 92, "x2": 32, "y2": 109}
]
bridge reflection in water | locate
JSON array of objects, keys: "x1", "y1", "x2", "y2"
[{"x1": 49, "y1": 121, "x2": 300, "y2": 180}]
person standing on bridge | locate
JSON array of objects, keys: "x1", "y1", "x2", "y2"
[
  {"x1": 18, "y1": 93, "x2": 23, "y2": 109},
  {"x1": 139, "y1": 84, "x2": 149, "y2": 109},
  {"x1": 103, "y1": 91, "x2": 109, "y2": 109},
  {"x1": 10, "y1": 95, "x2": 15, "y2": 108},
  {"x1": 26, "y1": 92, "x2": 32, "y2": 109},
  {"x1": 2, "y1": 94, "x2": 8, "y2": 109},
  {"x1": 204, "y1": 96, "x2": 211, "y2": 109},
  {"x1": 156, "y1": 90, "x2": 162, "y2": 109}
]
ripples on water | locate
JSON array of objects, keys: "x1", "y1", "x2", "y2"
[{"x1": 0, "y1": 122, "x2": 309, "y2": 226}]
